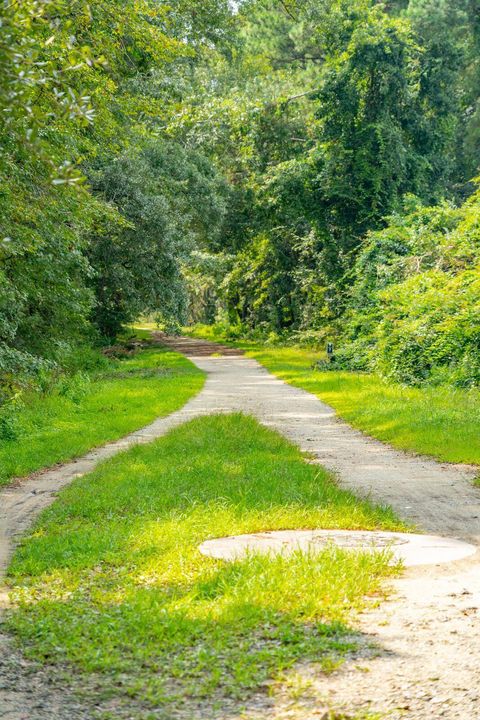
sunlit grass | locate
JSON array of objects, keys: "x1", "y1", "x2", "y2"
[
  {"x1": 0, "y1": 342, "x2": 204, "y2": 486},
  {"x1": 186, "y1": 326, "x2": 480, "y2": 466},
  {"x1": 7, "y1": 414, "x2": 402, "y2": 716}
]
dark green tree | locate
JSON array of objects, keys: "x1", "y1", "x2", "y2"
[{"x1": 89, "y1": 141, "x2": 227, "y2": 338}]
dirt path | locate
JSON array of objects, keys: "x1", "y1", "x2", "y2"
[{"x1": 1, "y1": 335, "x2": 480, "y2": 719}]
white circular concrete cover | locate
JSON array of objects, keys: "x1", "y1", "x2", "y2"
[{"x1": 199, "y1": 530, "x2": 477, "y2": 567}]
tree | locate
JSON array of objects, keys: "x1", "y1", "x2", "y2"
[
  {"x1": 213, "y1": 0, "x2": 451, "y2": 326},
  {"x1": 0, "y1": 0, "x2": 234, "y2": 394},
  {"x1": 89, "y1": 141, "x2": 227, "y2": 338}
]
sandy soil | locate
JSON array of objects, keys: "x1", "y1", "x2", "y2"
[{"x1": 1, "y1": 335, "x2": 479, "y2": 719}]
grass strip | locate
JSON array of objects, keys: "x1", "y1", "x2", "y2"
[
  {"x1": 7, "y1": 414, "x2": 402, "y2": 716},
  {"x1": 0, "y1": 342, "x2": 204, "y2": 486}
]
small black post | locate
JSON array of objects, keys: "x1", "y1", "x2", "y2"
[{"x1": 326, "y1": 342, "x2": 334, "y2": 363}]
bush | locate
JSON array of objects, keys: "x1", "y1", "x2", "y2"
[
  {"x1": 376, "y1": 269, "x2": 480, "y2": 386},
  {"x1": 339, "y1": 192, "x2": 480, "y2": 386},
  {"x1": 0, "y1": 394, "x2": 24, "y2": 441},
  {"x1": 57, "y1": 372, "x2": 91, "y2": 404}
]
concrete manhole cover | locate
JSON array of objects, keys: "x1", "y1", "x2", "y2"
[{"x1": 199, "y1": 530, "x2": 477, "y2": 567}]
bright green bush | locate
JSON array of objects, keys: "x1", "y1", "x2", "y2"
[{"x1": 339, "y1": 191, "x2": 480, "y2": 385}]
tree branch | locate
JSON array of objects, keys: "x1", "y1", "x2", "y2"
[
  {"x1": 281, "y1": 87, "x2": 322, "y2": 105},
  {"x1": 278, "y1": 0, "x2": 299, "y2": 22}
]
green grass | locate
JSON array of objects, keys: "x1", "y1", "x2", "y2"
[
  {"x1": 7, "y1": 414, "x2": 402, "y2": 717},
  {"x1": 0, "y1": 342, "x2": 204, "y2": 486},
  {"x1": 185, "y1": 326, "x2": 480, "y2": 466}
]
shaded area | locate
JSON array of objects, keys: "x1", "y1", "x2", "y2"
[{"x1": 155, "y1": 332, "x2": 244, "y2": 357}]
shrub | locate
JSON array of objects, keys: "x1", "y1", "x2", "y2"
[
  {"x1": 339, "y1": 191, "x2": 480, "y2": 386},
  {"x1": 57, "y1": 372, "x2": 92, "y2": 404}
]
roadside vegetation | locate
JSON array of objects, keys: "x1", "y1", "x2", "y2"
[
  {"x1": 1, "y1": 0, "x2": 230, "y2": 408},
  {"x1": 3, "y1": 1, "x2": 480, "y2": 408},
  {"x1": 0, "y1": 338, "x2": 204, "y2": 487},
  {"x1": 186, "y1": 326, "x2": 480, "y2": 466},
  {"x1": 6, "y1": 414, "x2": 402, "y2": 716}
]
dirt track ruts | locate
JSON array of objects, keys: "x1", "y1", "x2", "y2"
[{"x1": 1, "y1": 334, "x2": 479, "y2": 719}]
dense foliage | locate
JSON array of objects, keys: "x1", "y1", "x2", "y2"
[
  {"x1": 0, "y1": 0, "x2": 229, "y2": 397},
  {"x1": 88, "y1": 141, "x2": 227, "y2": 337},
  {"x1": 1, "y1": 0, "x2": 479, "y2": 394},
  {"x1": 178, "y1": 0, "x2": 480, "y2": 386},
  {"x1": 340, "y1": 190, "x2": 480, "y2": 385}
]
